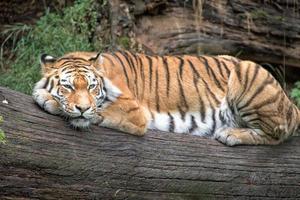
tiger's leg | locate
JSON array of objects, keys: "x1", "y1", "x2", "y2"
[
  {"x1": 95, "y1": 97, "x2": 148, "y2": 136},
  {"x1": 215, "y1": 61, "x2": 300, "y2": 146},
  {"x1": 214, "y1": 127, "x2": 280, "y2": 146},
  {"x1": 32, "y1": 78, "x2": 61, "y2": 115}
]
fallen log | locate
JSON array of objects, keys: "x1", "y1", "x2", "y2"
[{"x1": 0, "y1": 86, "x2": 300, "y2": 199}]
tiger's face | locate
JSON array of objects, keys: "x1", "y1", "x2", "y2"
[
  {"x1": 35, "y1": 52, "x2": 121, "y2": 128},
  {"x1": 56, "y1": 68, "x2": 105, "y2": 127}
]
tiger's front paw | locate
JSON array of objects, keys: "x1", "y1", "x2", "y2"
[{"x1": 33, "y1": 89, "x2": 61, "y2": 115}]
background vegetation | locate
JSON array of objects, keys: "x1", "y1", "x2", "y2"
[
  {"x1": 0, "y1": 0, "x2": 299, "y2": 106},
  {"x1": 0, "y1": 0, "x2": 100, "y2": 94}
]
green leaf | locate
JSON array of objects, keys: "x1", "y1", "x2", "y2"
[{"x1": 0, "y1": 129, "x2": 5, "y2": 144}]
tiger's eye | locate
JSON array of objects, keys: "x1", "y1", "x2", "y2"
[
  {"x1": 63, "y1": 84, "x2": 73, "y2": 90},
  {"x1": 89, "y1": 84, "x2": 96, "y2": 90}
]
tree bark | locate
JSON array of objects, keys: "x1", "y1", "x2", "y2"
[
  {"x1": 108, "y1": 0, "x2": 300, "y2": 70},
  {"x1": 0, "y1": 86, "x2": 300, "y2": 199}
]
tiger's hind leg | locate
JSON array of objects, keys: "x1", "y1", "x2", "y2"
[
  {"x1": 214, "y1": 127, "x2": 280, "y2": 146},
  {"x1": 217, "y1": 60, "x2": 300, "y2": 146}
]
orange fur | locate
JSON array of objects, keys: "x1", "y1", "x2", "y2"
[{"x1": 33, "y1": 51, "x2": 300, "y2": 146}]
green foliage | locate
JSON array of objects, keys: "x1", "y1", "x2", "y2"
[
  {"x1": 291, "y1": 82, "x2": 300, "y2": 107},
  {"x1": 0, "y1": 0, "x2": 99, "y2": 94},
  {"x1": 117, "y1": 36, "x2": 131, "y2": 49},
  {"x1": 0, "y1": 116, "x2": 6, "y2": 144}
]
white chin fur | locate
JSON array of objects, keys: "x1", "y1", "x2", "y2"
[{"x1": 69, "y1": 118, "x2": 91, "y2": 128}]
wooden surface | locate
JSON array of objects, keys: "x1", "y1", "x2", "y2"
[{"x1": 0, "y1": 86, "x2": 300, "y2": 199}]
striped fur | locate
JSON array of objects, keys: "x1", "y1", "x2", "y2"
[{"x1": 32, "y1": 51, "x2": 300, "y2": 146}]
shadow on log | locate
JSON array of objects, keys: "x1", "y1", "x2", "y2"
[{"x1": 0, "y1": 86, "x2": 300, "y2": 199}]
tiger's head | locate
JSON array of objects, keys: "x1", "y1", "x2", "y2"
[{"x1": 34, "y1": 52, "x2": 121, "y2": 128}]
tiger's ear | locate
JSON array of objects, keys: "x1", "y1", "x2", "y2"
[
  {"x1": 40, "y1": 54, "x2": 57, "y2": 75},
  {"x1": 89, "y1": 52, "x2": 104, "y2": 65}
]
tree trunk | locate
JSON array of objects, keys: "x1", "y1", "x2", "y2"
[{"x1": 0, "y1": 86, "x2": 300, "y2": 199}]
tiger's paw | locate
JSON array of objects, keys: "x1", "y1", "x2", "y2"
[
  {"x1": 33, "y1": 89, "x2": 61, "y2": 115},
  {"x1": 214, "y1": 128, "x2": 242, "y2": 146}
]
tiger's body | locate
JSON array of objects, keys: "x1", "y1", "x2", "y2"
[{"x1": 33, "y1": 51, "x2": 300, "y2": 146}]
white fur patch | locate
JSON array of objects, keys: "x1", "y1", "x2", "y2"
[
  {"x1": 171, "y1": 112, "x2": 191, "y2": 133},
  {"x1": 150, "y1": 112, "x2": 170, "y2": 132},
  {"x1": 70, "y1": 118, "x2": 91, "y2": 128},
  {"x1": 147, "y1": 109, "x2": 219, "y2": 136},
  {"x1": 103, "y1": 77, "x2": 122, "y2": 101},
  {"x1": 98, "y1": 54, "x2": 104, "y2": 65},
  {"x1": 45, "y1": 55, "x2": 55, "y2": 60},
  {"x1": 190, "y1": 111, "x2": 214, "y2": 136}
]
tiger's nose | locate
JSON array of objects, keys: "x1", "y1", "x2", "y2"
[{"x1": 75, "y1": 105, "x2": 90, "y2": 113}]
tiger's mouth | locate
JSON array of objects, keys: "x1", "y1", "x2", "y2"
[{"x1": 69, "y1": 116, "x2": 91, "y2": 128}]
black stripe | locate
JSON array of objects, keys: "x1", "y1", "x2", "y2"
[
  {"x1": 124, "y1": 51, "x2": 138, "y2": 79},
  {"x1": 236, "y1": 64, "x2": 260, "y2": 107},
  {"x1": 199, "y1": 56, "x2": 225, "y2": 92},
  {"x1": 207, "y1": 84, "x2": 220, "y2": 105},
  {"x1": 187, "y1": 60, "x2": 205, "y2": 121},
  {"x1": 247, "y1": 64, "x2": 260, "y2": 91},
  {"x1": 239, "y1": 74, "x2": 274, "y2": 110},
  {"x1": 235, "y1": 63, "x2": 242, "y2": 83},
  {"x1": 137, "y1": 55, "x2": 145, "y2": 99},
  {"x1": 178, "y1": 106, "x2": 186, "y2": 121},
  {"x1": 211, "y1": 106, "x2": 216, "y2": 134},
  {"x1": 125, "y1": 51, "x2": 139, "y2": 97},
  {"x1": 177, "y1": 73, "x2": 189, "y2": 110},
  {"x1": 64, "y1": 69, "x2": 76, "y2": 74},
  {"x1": 243, "y1": 64, "x2": 251, "y2": 90},
  {"x1": 73, "y1": 64, "x2": 90, "y2": 70},
  {"x1": 236, "y1": 63, "x2": 252, "y2": 102},
  {"x1": 219, "y1": 111, "x2": 226, "y2": 125},
  {"x1": 146, "y1": 56, "x2": 153, "y2": 93},
  {"x1": 163, "y1": 57, "x2": 170, "y2": 97},
  {"x1": 176, "y1": 56, "x2": 185, "y2": 78},
  {"x1": 120, "y1": 51, "x2": 134, "y2": 73},
  {"x1": 78, "y1": 69, "x2": 90, "y2": 73},
  {"x1": 189, "y1": 115, "x2": 198, "y2": 133},
  {"x1": 59, "y1": 61, "x2": 74, "y2": 69},
  {"x1": 204, "y1": 89, "x2": 216, "y2": 135},
  {"x1": 43, "y1": 77, "x2": 50, "y2": 89},
  {"x1": 57, "y1": 57, "x2": 90, "y2": 63},
  {"x1": 155, "y1": 62, "x2": 160, "y2": 112},
  {"x1": 168, "y1": 112, "x2": 175, "y2": 132},
  {"x1": 48, "y1": 79, "x2": 54, "y2": 92},
  {"x1": 113, "y1": 53, "x2": 130, "y2": 87},
  {"x1": 119, "y1": 51, "x2": 138, "y2": 96},
  {"x1": 220, "y1": 60, "x2": 231, "y2": 77},
  {"x1": 212, "y1": 57, "x2": 224, "y2": 78},
  {"x1": 241, "y1": 90, "x2": 280, "y2": 114}
]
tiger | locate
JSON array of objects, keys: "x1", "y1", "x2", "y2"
[{"x1": 32, "y1": 51, "x2": 300, "y2": 146}]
